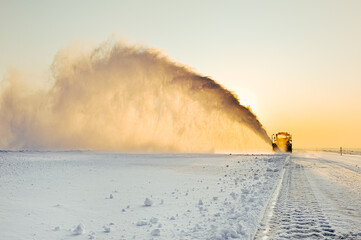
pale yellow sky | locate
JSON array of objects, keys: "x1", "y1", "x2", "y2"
[{"x1": 1, "y1": 0, "x2": 360, "y2": 149}]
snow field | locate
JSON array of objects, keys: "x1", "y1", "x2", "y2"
[{"x1": 0, "y1": 152, "x2": 287, "y2": 239}]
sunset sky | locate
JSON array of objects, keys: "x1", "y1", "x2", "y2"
[{"x1": 1, "y1": 0, "x2": 360, "y2": 149}]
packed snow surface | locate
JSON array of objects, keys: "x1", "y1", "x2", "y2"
[
  {"x1": 255, "y1": 152, "x2": 361, "y2": 240},
  {"x1": 0, "y1": 151, "x2": 360, "y2": 239}
]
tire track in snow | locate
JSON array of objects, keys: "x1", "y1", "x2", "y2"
[
  {"x1": 254, "y1": 155, "x2": 289, "y2": 239},
  {"x1": 255, "y1": 157, "x2": 338, "y2": 240}
]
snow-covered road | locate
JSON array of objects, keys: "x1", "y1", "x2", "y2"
[
  {"x1": 256, "y1": 152, "x2": 361, "y2": 240},
  {"x1": 0, "y1": 151, "x2": 360, "y2": 239}
]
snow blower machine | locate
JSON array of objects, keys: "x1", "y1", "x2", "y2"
[{"x1": 272, "y1": 132, "x2": 292, "y2": 153}]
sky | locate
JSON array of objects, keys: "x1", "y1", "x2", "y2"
[{"x1": 1, "y1": 0, "x2": 360, "y2": 149}]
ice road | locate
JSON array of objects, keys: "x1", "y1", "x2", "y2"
[{"x1": 0, "y1": 151, "x2": 360, "y2": 239}]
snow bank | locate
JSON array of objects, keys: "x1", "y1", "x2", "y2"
[{"x1": 0, "y1": 151, "x2": 287, "y2": 239}]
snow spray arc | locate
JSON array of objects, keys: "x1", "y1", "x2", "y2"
[{"x1": 0, "y1": 41, "x2": 271, "y2": 152}]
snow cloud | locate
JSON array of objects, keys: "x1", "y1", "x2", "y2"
[{"x1": 0, "y1": 41, "x2": 271, "y2": 152}]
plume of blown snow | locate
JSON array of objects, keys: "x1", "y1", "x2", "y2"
[{"x1": 0, "y1": 41, "x2": 271, "y2": 152}]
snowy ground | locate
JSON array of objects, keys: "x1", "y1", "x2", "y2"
[
  {"x1": 255, "y1": 151, "x2": 361, "y2": 240},
  {"x1": 0, "y1": 151, "x2": 360, "y2": 240},
  {"x1": 0, "y1": 152, "x2": 286, "y2": 240}
]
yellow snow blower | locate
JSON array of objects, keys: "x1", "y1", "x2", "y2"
[{"x1": 272, "y1": 132, "x2": 292, "y2": 153}]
